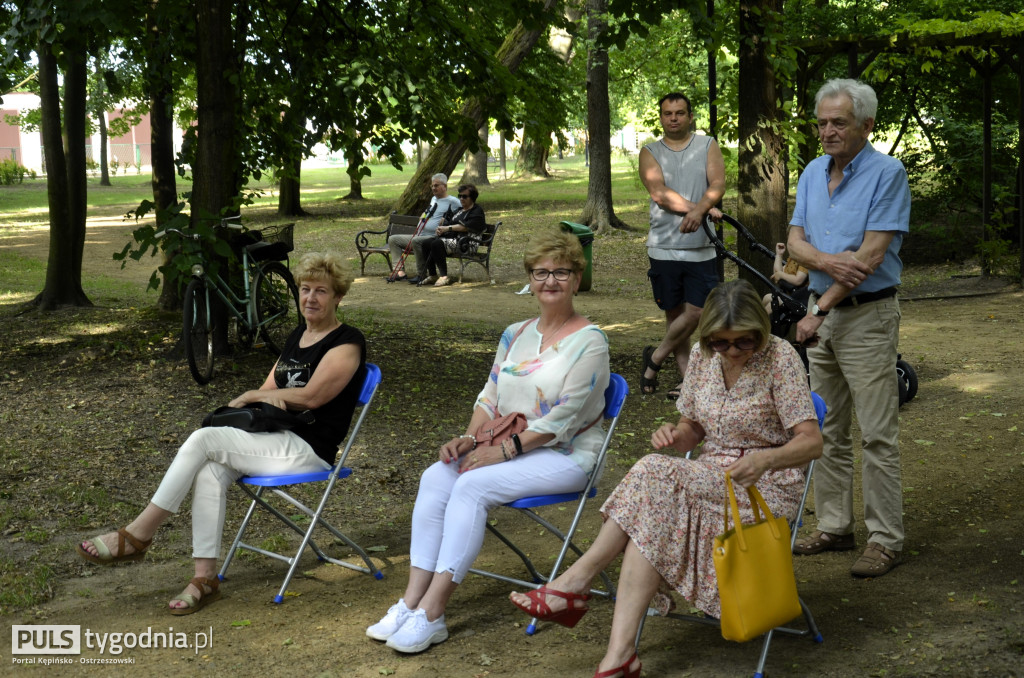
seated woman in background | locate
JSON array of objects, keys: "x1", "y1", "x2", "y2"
[
  {"x1": 368, "y1": 229, "x2": 609, "y2": 654},
  {"x1": 419, "y1": 183, "x2": 486, "y2": 287},
  {"x1": 511, "y1": 279, "x2": 822, "y2": 678},
  {"x1": 76, "y1": 253, "x2": 367, "y2": 615}
]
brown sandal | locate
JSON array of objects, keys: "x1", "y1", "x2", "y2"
[
  {"x1": 850, "y1": 542, "x2": 901, "y2": 578},
  {"x1": 169, "y1": 577, "x2": 222, "y2": 616},
  {"x1": 76, "y1": 528, "x2": 152, "y2": 565},
  {"x1": 792, "y1": 529, "x2": 855, "y2": 555}
]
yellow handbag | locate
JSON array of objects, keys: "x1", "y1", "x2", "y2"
[{"x1": 712, "y1": 472, "x2": 802, "y2": 642}]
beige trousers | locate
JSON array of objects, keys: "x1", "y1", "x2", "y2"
[{"x1": 807, "y1": 296, "x2": 904, "y2": 551}]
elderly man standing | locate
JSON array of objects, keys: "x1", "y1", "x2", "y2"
[
  {"x1": 788, "y1": 79, "x2": 910, "y2": 578},
  {"x1": 638, "y1": 92, "x2": 725, "y2": 401},
  {"x1": 388, "y1": 173, "x2": 461, "y2": 284}
]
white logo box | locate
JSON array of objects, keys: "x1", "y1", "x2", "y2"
[{"x1": 12, "y1": 625, "x2": 82, "y2": 655}]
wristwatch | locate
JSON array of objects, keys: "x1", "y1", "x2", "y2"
[{"x1": 811, "y1": 303, "x2": 828, "y2": 318}]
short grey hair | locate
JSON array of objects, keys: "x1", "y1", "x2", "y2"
[
  {"x1": 815, "y1": 79, "x2": 878, "y2": 125},
  {"x1": 430, "y1": 173, "x2": 448, "y2": 184}
]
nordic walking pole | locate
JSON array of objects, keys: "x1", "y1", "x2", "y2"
[{"x1": 388, "y1": 202, "x2": 437, "y2": 282}]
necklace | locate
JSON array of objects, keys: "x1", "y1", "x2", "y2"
[
  {"x1": 304, "y1": 322, "x2": 338, "y2": 342},
  {"x1": 540, "y1": 313, "x2": 575, "y2": 349}
]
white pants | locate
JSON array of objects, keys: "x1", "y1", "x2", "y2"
[
  {"x1": 410, "y1": 449, "x2": 589, "y2": 584},
  {"x1": 150, "y1": 427, "x2": 330, "y2": 558}
]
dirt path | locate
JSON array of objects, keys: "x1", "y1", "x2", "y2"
[{"x1": 2, "y1": 217, "x2": 1023, "y2": 677}]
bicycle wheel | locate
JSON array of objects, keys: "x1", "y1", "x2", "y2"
[
  {"x1": 183, "y1": 277, "x2": 215, "y2": 384},
  {"x1": 254, "y1": 261, "x2": 300, "y2": 356}
]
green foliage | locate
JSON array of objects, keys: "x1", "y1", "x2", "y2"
[
  {"x1": 976, "y1": 234, "x2": 1017, "y2": 276},
  {"x1": 114, "y1": 196, "x2": 246, "y2": 294},
  {"x1": 0, "y1": 158, "x2": 35, "y2": 184}
]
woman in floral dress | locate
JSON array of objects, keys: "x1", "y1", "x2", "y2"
[
  {"x1": 368, "y1": 229, "x2": 610, "y2": 654},
  {"x1": 511, "y1": 279, "x2": 822, "y2": 678}
]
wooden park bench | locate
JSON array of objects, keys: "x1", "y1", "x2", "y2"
[
  {"x1": 451, "y1": 221, "x2": 502, "y2": 283},
  {"x1": 355, "y1": 212, "x2": 502, "y2": 283},
  {"x1": 354, "y1": 212, "x2": 420, "y2": 274}
]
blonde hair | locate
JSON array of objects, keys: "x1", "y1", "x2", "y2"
[
  {"x1": 523, "y1": 229, "x2": 586, "y2": 275},
  {"x1": 293, "y1": 253, "x2": 354, "y2": 298},
  {"x1": 696, "y1": 279, "x2": 771, "y2": 356}
]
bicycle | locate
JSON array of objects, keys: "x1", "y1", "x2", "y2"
[{"x1": 156, "y1": 217, "x2": 300, "y2": 385}]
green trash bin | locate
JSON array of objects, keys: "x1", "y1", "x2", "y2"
[{"x1": 559, "y1": 221, "x2": 594, "y2": 292}]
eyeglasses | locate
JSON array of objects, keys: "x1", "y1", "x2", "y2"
[
  {"x1": 458, "y1": 194, "x2": 470, "y2": 199},
  {"x1": 707, "y1": 337, "x2": 758, "y2": 353},
  {"x1": 530, "y1": 268, "x2": 573, "y2": 282}
]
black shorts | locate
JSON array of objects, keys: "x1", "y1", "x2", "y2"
[{"x1": 647, "y1": 257, "x2": 719, "y2": 311}]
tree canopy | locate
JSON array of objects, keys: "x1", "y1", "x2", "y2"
[{"x1": 3, "y1": 0, "x2": 1023, "y2": 308}]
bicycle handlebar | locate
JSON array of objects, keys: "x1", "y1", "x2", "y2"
[{"x1": 154, "y1": 217, "x2": 243, "y2": 240}]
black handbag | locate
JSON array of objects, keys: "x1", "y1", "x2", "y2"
[{"x1": 202, "y1": 402, "x2": 314, "y2": 432}]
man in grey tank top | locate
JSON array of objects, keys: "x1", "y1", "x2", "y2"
[{"x1": 638, "y1": 92, "x2": 725, "y2": 400}]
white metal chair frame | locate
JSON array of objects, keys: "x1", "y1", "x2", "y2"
[
  {"x1": 635, "y1": 392, "x2": 828, "y2": 678},
  {"x1": 468, "y1": 373, "x2": 630, "y2": 635},
  {"x1": 217, "y1": 363, "x2": 384, "y2": 603}
]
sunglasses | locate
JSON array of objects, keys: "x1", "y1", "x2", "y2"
[
  {"x1": 708, "y1": 337, "x2": 758, "y2": 353},
  {"x1": 458, "y1": 194, "x2": 470, "y2": 199}
]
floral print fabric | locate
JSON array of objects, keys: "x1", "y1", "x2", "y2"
[
  {"x1": 475, "y1": 319, "x2": 610, "y2": 474},
  {"x1": 602, "y1": 335, "x2": 816, "y2": 618}
]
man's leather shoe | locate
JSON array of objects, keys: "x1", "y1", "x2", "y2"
[{"x1": 793, "y1": 530, "x2": 856, "y2": 555}]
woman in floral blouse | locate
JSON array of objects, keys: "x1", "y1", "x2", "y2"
[
  {"x1": 511, "y1": 279, "x2": 822, "y2": 678},
  {"x1": 368, "y1": 229, "x2": 610, "y2": 654}
]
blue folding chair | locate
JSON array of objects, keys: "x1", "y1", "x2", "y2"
[
  {"x1": 468, "y1": 373, "x2": 629, "y2": 634},
  {"x1": 637, "y1": 391, "x2": 828, "y2": 678},
  {"x1": 218, "y1": 363, "x2": 384, "y2": 603}
]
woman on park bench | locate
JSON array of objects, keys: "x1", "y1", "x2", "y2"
[{"x1": 419, "y1": 183, "x2": 486, "y2": 287}]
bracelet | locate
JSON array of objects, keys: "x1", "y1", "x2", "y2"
[
  {"x1": 458, "y1": 434, "x2": 477, "y2": 450},
  {"x1": 510, "y1": 433, "x2": 523, "y2": 456},
  {"x1": 501, "y1": 440, "x2": 511, "y2": 461}
]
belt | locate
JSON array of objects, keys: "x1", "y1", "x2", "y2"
[{"x1": 834, "y1": 286, "x2": 897, "y2": 308}]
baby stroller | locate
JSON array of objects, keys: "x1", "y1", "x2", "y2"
[{"x1": 702, "y1": 214, "x2": 918, "y2": 406}]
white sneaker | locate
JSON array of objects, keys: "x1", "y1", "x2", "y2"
[
  {"x1": 385, "y1": 609, "x2": 448, "y2": 653},
  {"x1": 366, "y1": 599, "x2": 413, "y2": 641}
]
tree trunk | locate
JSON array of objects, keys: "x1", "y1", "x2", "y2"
[
  {"x1": 148, "y1": 2, "x2": 181, "y2": 311},
  {"x1": 63, "y1": 45, "x2": 89, "y2": 289},
  {"x1": 193, "y1": 0, "x2": 239, "y2": 224},
  {"x1": 515, "y1": 132, "x2": 550, "y2": 178},
  {"x1": 342, "y1": 170, "x2": 364, "y2": 200},
  {"x1": 195, "y1": 0, "x2": 240, "y2": 353},
  {"x1": 499, "y1": 136, "x2": 507, "y2": 178},
  {"x1": 393, "y1": 0, "x2": 557, "y2": 215},
  {"x1": 98, "y1": 113, "x2": 111, "y2": 186},
  {"x1": 512, "y1": 14, "x2": 580, "y2": 182},
  {"x1": 736, "y1": 0, "x2": 788, "y2": 288},
  {"x1": 278, "y1": 158, "x2": 306, "y2": 216},
  {"x1": 276, "y1": 90, "x2": 308, "y2": 216},
  {"x1": 578, "y1": 0, "x2": 629, "y2": 233},
  {"x1": 34, "y1": 36, "x2": 91, "y2": 310},
  {"x1": 460, "y1": 123, "x2": 490, "y2": 185}
]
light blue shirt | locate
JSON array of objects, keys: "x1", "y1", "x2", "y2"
[
  {"x1": 790, "y1": 142, "x2": 910, "y2": 295},
  {"x1": 424, "y1": 195, "x2": 461, "y2": 236}
]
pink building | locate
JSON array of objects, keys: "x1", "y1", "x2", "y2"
[{"x1": 0, "y1": 91, "x2": 176, "y2": 175}]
